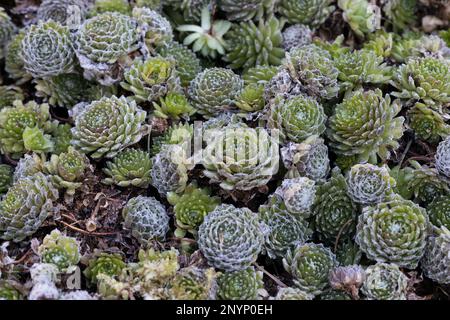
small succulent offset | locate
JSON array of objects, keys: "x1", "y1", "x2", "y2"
[
  {"x1": 428, "y1": 196, "x2": 450, "y2": 230},
  {"x1": 150, "y1": 122, "x2": 193, "y2": 156},
  {"x1": 21, "y1": 21, "x2": 75, "y2": 78},
  {"x1": 188, "y1": 67, "x2": 243, "y2": 118},
  {"x1": 5, "y1": 31, "x2": 31, "y2": 84},
  {"x1": 421, "y1": 227, "x2": 450, "y2": 285},
  {"x1": 153, "y1": 92, "x2": 195, "y2": 120},
  {"x1": 38, "y1": 229, "x2": 80, "y2": 271},
  {"x1": 43, "y1": 147, "x2": 91, "y2": 202},
  {"x1": 346, "y1": 164, "x2": 395, "y2": 205},
  {"x1": 390, "y1": 56, "x2": 450, "y2": 106},
  {"x1": 121, "y1": 56, "x2": 181, "y2": 104},
  {"x1": 122, "y1": 196, "x2": 170, "y2": 245},
  {"x1": 103, "y1": 148, "x2": 152, "y2": 188},
  {"x1": 382, "y1": 0, "x2": 417, "y2": 31},
  {"x1": 361, "y1": 263, "x2": 408, "y2": 300},
  {"x1": 408, "y1": 102, "x2": 450, "y2": 143},
  {"x1": 0, "y1": 173, "x2": 58, "y2": 242},
  {"x1": 266, "y1": 45, "x2": 339, "y2": 102},
  {"x1": 84, "y1": 252, "x2": 126, "y2": 284},
  {"x1": 71, "y1": 95, "x2": 149, "y2": 159},
  {"x1": 168, "y1": 267, "x2": 217, "y2": 300},
  {"x1": 157, "y1": 41, "x2": 202, "y2": 87},
  {"x1": 278, "y1": 0, "x2": 335, "y2": 28},
  {"x1": 202, "y1": 125, "x2": 278, "y2": 191},
  {"x1": 275, "y1": 177, "x2": 316, "y2": 217},
  {"x1": 168, "y1": 183, "x2": 220, "y2": 237},
  {"x1": 435, "y1": 136, "x2": 450, "y2": 180},
  {"x1": 338, "y1": 0, "x2": 381, "y2": 38},
  {"x1": 0, "y1": 164, "x2": 13, "y2": 194},
  {"x1": 217, "y1": 267, "x2": 265, "y2": 300},
  {"x1": 37, "y1": 0, "x2": 90, "y2": 25},
  {"x1": 225, "y1": 18, "x2": 285, "y2": 71},
  {"x1": 235, "y1": 83, "x2": 265, "y2": 113},
  {"x1": 197, "y1": 204, "x2": 266, "y2": 272},
  {"x1": 0, "y1": 100, "x2": 56, "y2": 159},
  {"x1": 132, "y1": 7, "x2": 172, "y2": 50},
  {"x1": 219, "y1": 0, "x2": 277, "y2": 22},
  {"x1": 0, "y1": 7, "x2": 16, "y2": 60},
  {"x1": 281, "y1": 136, "x2": 330, "y2": 182},
  {"x1": 177, "y1": 7, "x2": 231, "y2": 59},
  {"x1": 243, "y1": 65, "x2": 278, "y2": 85},
  {"x1": 355, "y1": 195, "x2": 429, "y2": 269},
  {"x1": 283, "y1": 243, "x2": 338, "y2": 296},
  {"x1": 267, "y1": 94, "x2": 327, "y2": 143},
  {"x1": 313, "y1": 168, "x2": 358, "y2": 243},
  {"x1": 260, "y1": 196, "x2": 313, "y2": 258},
  {"x1": 74, "y1": 12, "x2": 141, "y2": 85},
  {"x1": 327, "y1": 89, "x2": 405, "y2": 163}
]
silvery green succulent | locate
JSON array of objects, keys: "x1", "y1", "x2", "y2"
[
  {"x1": 281, "y1": 136, "x2": 330, "y2": 182},
  {"x1": 334, "y1": 49, "x2": 392, "y2": 92},
  {"x1": 0, "y1": 7, "x2": 16, "y2": 60},
  {"x1": 390, "y1": 56, "x2": 450, "y2": 106},
  {"x1": 177, "y1": 7, "x2": 231, "y2": 59},
  {"x1": 313, "y1": 168, "x2": 358, "y2": 243},
  {"x1": 168, "y1": 183, "x2": 220, "y2": 236},
  {"x1": 265, "y1": 45, "x2": 339, "y2": 102},
  {"x1": 21, "y1": 20, "x2": 76, "y2": 78},
  {"x1": 52, "y1": 123, "x2": 73, "y2": 155},
  {"x1": 363, "y1": 30, "x2": 394, "y2": 59},
  {"x1": 282, "y1": 24, "x2": 312, "y2": 51},
  {"x1": 407, "y1": 160, "x2": 449, "y2": 206},
  {"x1": 421, "y1": 226, "x2": 450, "y2": 284},
  {"x1": 243, "y1": 65, "x2": 278, "y2": 85},
  {"x1": 150, "y1": 122, "x2": 193, "y2": 156},
  {"x1": 38, "y1": 229, "x2": 80, "y2": 271},
  {"x1": 0, "y1": 173, "x2": 58, "y2": 242},
  {"x1": 103, "y1": 148, "x2": 152, "y2": 188},
  {"x1": 408, "y1": 102, "x2": 450, "y2": 143},
  {"x1": 37, "y1": 0, "x2": 90, "y2": 25},
  {"x1": 355, "y1": 195, "x2": 429, "y2": 268},
  {"x1": 75, "y1": 12, "x2": 141, "y2": 85},
  {"x1": 71, "y1": 95, "x2": 149, "y2": 159},
  {"x1": 0, "y1": 86, "x2": 24, "y2": 110},
  {"x1": 383, "y1": 0, "x2": 417, "y2": 31},
  {"x1": 5, "y1": 31, "x2": 31, "y2": 84},
  {"x1": 278, "y1": 0, "x2": 335, "y2": 28},
  {"x1": 346, "y1": 164, "x2": 395, "y2": 205},
  {"x1": 132, "y1": 7, "x2": 173, "y2": 50},
  {"x1": 428, "y1": 196, "x2": 450, "y2": 230},
  {"x1": 275, "y1": 177, "x2": 316, "y2": 217},
  {"x1": 267, "y1": 94, "x2": 327, "y2": 143},
  {"x1": 219, "y1": 0, "x2": 276, "y2": 21},
  {"x1": 217, "y1": 267, "x2": 264, "y2": 300},
  {"x1": 13, "y1": 153, "x2": 44, "y2": 182},
  {"x1": 361, "y1": 263, "x2": 408, "y2": 300},
  {"x1": 122, "y1": 195, "x2": 170, "y2": 244},
  {"x1": 0, "y1": 100, "x2": 56, "y2": 159},
  {"x1": 43, "y1": 147, "x2": 91, "y2": 202},
  {"x1": 260, "y1": 195, "x2": 312, "y2": 258},
  {"x1": 90, "y1": 0, "x2": 131, "y2": 15},
  {"x1": 0, "y1": 164, "x2": 13, "y2": 194},
  {"x1": 153, "y1": 92, "x2": 195, "y2": 120},
  {"x1": 224, "y1": 18, "x2": 285, "y2": 71},
  {"x1": 188, "y1": 67, "x2": 243, "y2": 118},
  {"x1": 283, "y1": 243, "x2": 337, "y2": 296},
  {"x1": 202, "y1": 124, "x2": 279, "y2": 191},
  {"x1": 197, "y1": 204, "x2": 265, "y2": 271},
  {"x1": 157, "y1": 41, "x2": 202, "y2": 87},
  {"x1": 235, "y1": 83, "x2": 265, "y2": 113},
  {"x1": 150, "y1": 144, "x2": 189, "y2": 196},
  {"x1": 338, "y1": 0, "x2": 381, "y2": 38},
  {"x1": 335, "y1": 239, "x2": 362, "y2": 266},
  {"x1": 168, "y1": 267, "x2": 217, "y2": 300},
  {"x1": 172, "y1": 0, "x2": 210, "y2": 23},
  {"x1": 435, "y1": 136, "x2": 450, "y2": 179},
  {"x1": 327, "y1": 89, "x2": 405, "y2": 163}
]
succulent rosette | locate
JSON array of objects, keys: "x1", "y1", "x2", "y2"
[
  {"x1": 103, "y1": 148, "x2": 152, "y2": 188},
  {"x1": 272, "y1": 287, "x2": 314, "y2": 300},
  {"x1": 361, "y1": 263, "x2": 408, "y2": 300},
  {"x1": 0, "y1": 164, "x2": 13, "y2": 194},
  {"x1": 84, "y1": 252, "x2": 126, "y2": 284},
  {"x1": 38, "y1": 229, "x2": 80, "y2": 271},
  {"x1": 421, "y1": 226, "x2": 450, "y2": 284},
  {"x1": 278, "y1": 0, "x2": 335, "y2": 28},
  {"x1": 71, "y1": 95, "x2": 149, "y2": 159},
  {"x1": 283, "y1": 243, "x2": 338, "y2": 296},
  {"x1": 202, "y1": 124, "x2": 279, "y2": 191},
  {"x1": 355, "y1": 195, "x2": 429, "y2": 268},
  {"x1": 282, "y1": 24, "x2": 313, "y2": 51},
  {"x1": 408, "y1": 102, "x2": 450, "y2": 143},
  {"x1": 219, "y1": 0, "x2": 276, "y2": 21},
  {"x1": 197, "y1": 204, "x2": 265, "y2": 272},
  {"x1": 37, "y1": 0, "x2": 90, "y2": 25},
  {"x1": 428, "y1": 196, "x2": 450, "y2": 229},
  {"x1": 217, "y1": 267, "x2": 264, "y2": 300},
  {"x1": 327, "y1": 89, "x2": 404, "y2": 163},
  {"x1": 0, "y1": 8, "x2": 16, "y2": 60},
  {"x1": 168, "y1": 267, "x2": 217, "y2": 300},
  {"x1": 338, "y1": 0, "x2": 381, "y2": 38},
  {"x1": 435, "y1": 136, "x2": 450, "y2": 180},
  {"x1": 274, "y1": 177, "x2": 316, "y2": 217}
]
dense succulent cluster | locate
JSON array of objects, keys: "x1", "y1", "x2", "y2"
[{"x1": 0, "y1": 0, "x2": 449, "y2": 301}]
